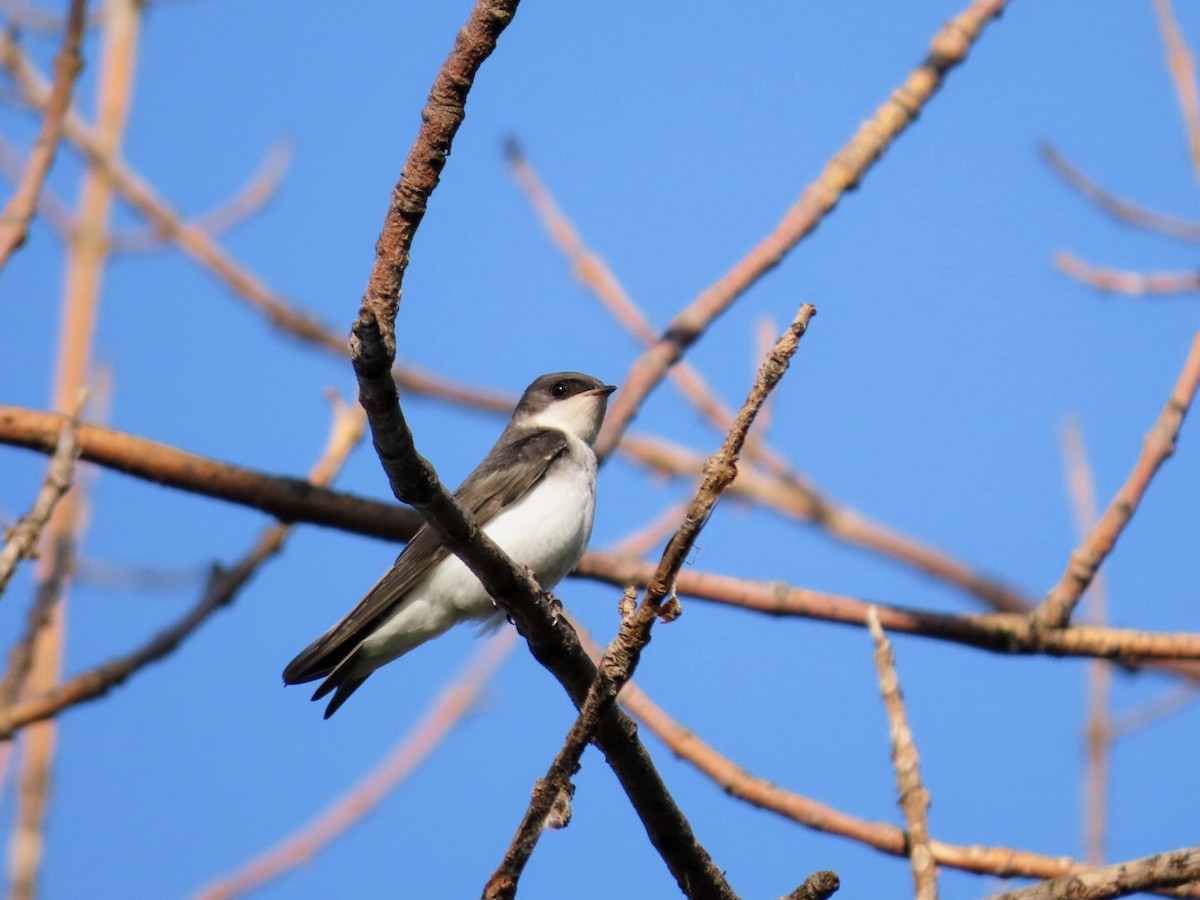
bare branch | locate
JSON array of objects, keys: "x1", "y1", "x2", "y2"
[
  {"x1": 0, "y1": 0, "x2": 86, "y2": 271},
  {"x1": 1040, "y1": 144, "x2": 1200, "y2": 243},
  {"x1": 0, "y1": 399, "x2": 365, "y2": 739},
  {"x1": 576, "y1": 552, "x2": 1200, "y2": 672},
  {"x1": 1153, "y1": 0, "x2": 1200, "y2": 184},
  {"x1": 1033, "y1": 332, "x2": 1200, "y2": 628},
  {"x1": 985, "y1": 845, "x2": 1200, "y2": 900},
  {"x1": 1062, "y1": 419, "x2": 1111, "y2": 865},
  {"x1": 867, "y1": 608, "x2": 937, "y2": 900},
  {"x1": 1057, "y1": 252, "x2": 1200, "y2": 295},
  {"x1": 594, "y1": 0, "x2": 1011, "y2": 459},
  {"x1": 0, "y1": 136, "x2": 75, "y2": 240},
  {"x1": 0, "y1": 395, "x2": 83, "y2": 597},
  {"x1": 0, "y1": 404, "x2": 424, "y2": 541},
  {"x1": 193, "y1": 630, "x2": 515, "y2": 900}
]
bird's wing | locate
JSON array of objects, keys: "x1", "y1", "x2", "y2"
[{"x1": 282, "y1": 427, "x2": 570, "y2": 684}]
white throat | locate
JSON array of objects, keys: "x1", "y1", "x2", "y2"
[{"x1": 528, "y1": 394, "x2": 606, "y2": 445}]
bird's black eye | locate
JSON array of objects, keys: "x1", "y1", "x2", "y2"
[{"x1": 551, "y1": 381, "x2": 569, "y2": 398}]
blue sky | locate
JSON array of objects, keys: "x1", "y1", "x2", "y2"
[{"x1": 1, "y1": 1, "x2": 1199, "y2": 898}]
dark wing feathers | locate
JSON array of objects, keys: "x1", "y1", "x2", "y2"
[{"x1": 282, "y1": 427, "x2": 570, "y2": 686}]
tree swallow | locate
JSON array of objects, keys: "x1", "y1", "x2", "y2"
[{"x1": 283, "y1": 372, "x2": 616, "y2": 717}]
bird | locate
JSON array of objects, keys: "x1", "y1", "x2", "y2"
[{"x1": 283, "y1": 371, "x2": 616, "y2": 718}]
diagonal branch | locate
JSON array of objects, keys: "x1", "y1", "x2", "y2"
[
  {"x1": 867, "y1": 608, "x2": 937, "y2": 900},
  {"x1": 0, "y1": 0, "x2": 87, "y2": 271},
  {"x1": 0, "y1": 396, "x2": 83, "y2": 597},
  {"x1": 594, "y1": 0, "x2": 1011, "y2": 459},
  {"x1": 1040, "y1": 144, "x2": 1200, "y2": 243},
  {"x1": 984, "y1": 845, "x2": 1200, "y2": 900},
  {"x1": 1032, "y1": 332, "x2": 1200, "y2": 628},
  {"x1": 0, "y1": 398, "x2": 365, "y2": 739},
  {"x1": 487, "y1": 306, "x2": 815, "y2": 898},
  {"x1": 1062, "y1": 419, "x2": 1112, "y2": 866},
  {"x1": 1153, "y1": 0, "x2": 1200, "y2": 185},
  {"x1": 192, "y1": 629, "x2": 515, "y2": 900},
  {"x1": 347, "y1": 1, "x2": 735, "y2": 897}
]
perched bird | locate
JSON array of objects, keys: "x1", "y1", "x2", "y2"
[{"x1": 283, "y1": 371, "x2": 616, "y2": 717}]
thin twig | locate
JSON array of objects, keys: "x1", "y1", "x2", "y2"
[
  {"x1": 110, "y1": 139, "x2": 293, "y2": 253},
  {"x1": 566, "y1": 619, "x2": 1200, "y2": 895},
  {"x1": 985, "y1": 845, "x2": 1200, "y2": 900},
  {"x1": 1062, "y1": 419, "x2": 1111, "y2": 865},
  {"x1": 594, "y1": 0, "x2": 1011, "y2": 459},
  {"x1": 0, "y1": 399, "x2": 365, "y2": 739},
  {"x1": 1153, "y1": 0, "x2": 1200, "y2": 184},
  {"x1": 487, "y1": 306, "x2": 815, "y2": 897},
  {"x1": 0, "y1": 0, "x2": 87, "y2": 271},
  {"x1": 1111, "y1": 682, "x2": 1200, "y2": 740},
  {"x1": 1033, "y1": 332, "x2": 1200, "y2": 628},
  {"x1": 867, "y1": 607, "x2": 937, "y2": 900},
  {"x1": 1057, "y1": 252, "x2": 1200, "y2": 295},
  {"x1": 1040, "y1": 144, "x2": 1200, "y2": 243},
  {"x1": 0, "y1": 396, "x2": 83, "y2": 597},
  {"x1": 347, "y1": 1, "x2": 735, "y2": 896},
  {"x1": 0, "y1": 136, "x2": 75, "y2": 240},
  {"x1": 192, "y1": 629, "x2": 515, "y2": 900}
]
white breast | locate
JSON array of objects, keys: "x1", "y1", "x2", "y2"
[{"x1": 358, "y1": 438, "x2": 597, "y2": 666}]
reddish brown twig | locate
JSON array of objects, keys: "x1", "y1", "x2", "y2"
[
  {"x1": 1062, "y1": 419, "x2": 1111, "y2": 865},
  {"x1": 867, "y1": 608, "x2": 938, "y2": 899},
  {"x1": 1041, "y1": 144, "x2": 1200, "y2": 243},
  {"x1": 565, "y1": 619, "x2": 1200, "y2": 894},
  {"x1": 488, "y1": 306, "x2": 815, "y2": 898},
  {"x1": 0, "y1": 404, "x2": 425, "y2": 541},
  {"x1": 192, "y1": 629, "x2": 515, "y2": 900},
  {"x1": 0, "y1": 0, "x2": 86, "y2": 271},
  {"x1": 1033, "y1": 333, "x2": 1200, "y2": 628},
  {"x1": 1057, "y1": 252, "x2": 1200, "y2": 295},
  {"x1": 0, "y1": 136, "x2": 75, "y2": 240},
  {"x1": 576, "y1": 551, "x2": 1200, "y2": 670},
  {"x1": 0, "y1": 399, "x2": 365, "y2": 739},
  {"x1": 0, "y1": 395, "x2": 83, "y2": 597},
  {"x1": 985, "y1": 845, "x2": 1200, "y2": 900},
  {"x1": 594, "y1": 0, "x2": 1010, "y2": 459},
  {"x1": 1154, "y1": 0, "x2": 1200, "y2": 183}
]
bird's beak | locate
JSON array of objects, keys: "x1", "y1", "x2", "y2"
[{"x1": 587, "y1": 384, "x2": 617, "y2": 397}]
